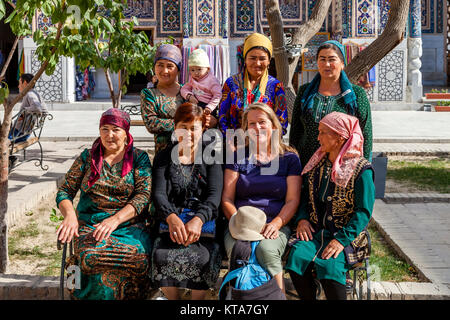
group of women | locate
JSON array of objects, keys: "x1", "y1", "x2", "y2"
[{"x1": 56, "y1": 32, "x2": 375, "y2": 300}]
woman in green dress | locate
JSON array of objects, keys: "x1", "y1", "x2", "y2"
[
  {"x1": 289, "y1": 40, "x2": 373, "y2": 167},
  {"x1": 141, "y1": 44, "x2": 184, "y2": 154},
  {"x1": 56, "y1": 108, "x2": 152, "y2": 300},
  {"x1": 285, "y1": 111, "x2": 375, "y2": 300}
]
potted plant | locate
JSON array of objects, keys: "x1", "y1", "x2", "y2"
[
  {"x1": 435, "y1": 100, "x2": 450, "y2": 112},
  {"x1": 425, "y1": 88, "x2": 450, "y2": 100}
]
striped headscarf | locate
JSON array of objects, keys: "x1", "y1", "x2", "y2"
[{"x1": 154, "y1": 44, "x2": 182, "y2": 70}]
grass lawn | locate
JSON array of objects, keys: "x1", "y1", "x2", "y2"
[
  {"x1": 386, "y1": 157, "x2": 450, "y2": 193},
  {"x1": 367, "y1": 223, "x2": 420, "y2": 282}
]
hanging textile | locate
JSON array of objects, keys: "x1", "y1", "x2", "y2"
[
  {"x1": 344, "y1": 43, "x2": 376, "y2": 89},
  {"x1": 181, "y1": 43, "x2": 231, "y2": 86}
]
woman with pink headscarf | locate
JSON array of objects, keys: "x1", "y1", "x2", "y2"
[{"x1": 285, "y1": 111, "x2": 375, "y2": 300}]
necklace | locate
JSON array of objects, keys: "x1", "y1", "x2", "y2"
[{"x1": 176, "y1": 162, "x2": 195, "y2": 188}]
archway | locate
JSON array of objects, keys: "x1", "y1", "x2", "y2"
[{"x1": 0, "y1": 2, "x2": 19, "y2": 93}]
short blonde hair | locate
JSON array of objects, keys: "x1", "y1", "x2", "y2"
[{"x1": 242, "y1": 102, "x2": 297, "y2": 156}]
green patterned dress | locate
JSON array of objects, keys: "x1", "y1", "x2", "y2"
[
  {"x1": 289, "y1": 83, "x2": 373, "y2": 167},
  {"x1": 56, "y1": 148, "x2": 152, "y2": 300},
  {"x1": 140, "y1": 87, "x2": 184, "y2": 154}
]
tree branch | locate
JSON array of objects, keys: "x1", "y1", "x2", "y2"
[{"x1": 345, "y1": 0, "x2": 410, "y2": 83}]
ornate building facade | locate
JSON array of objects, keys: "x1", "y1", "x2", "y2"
[{"x1": 5, "y1": 0, "x2": 449, "y2": 107}]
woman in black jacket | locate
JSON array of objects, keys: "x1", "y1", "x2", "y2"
[{"x1": 151, "y1": 102, "x2": 223, "y2": 300}]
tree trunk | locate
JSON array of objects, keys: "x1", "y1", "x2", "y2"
[
  {"x1": 104, "y1": 68, "x2": 118, "y2": 108},
  {"x1": 0, "y1": 11, "x2": 65, "y2": 272},
  {"x1": 0, "y1": 36, "x2": 19, "y2": 82},
  {"x1": 345, "y1": 0, "x2": 410, "y2": 83},
  {"x1": 0, "y1": 101, "x2": 13, "y2": 273},
  {"x1": 265, "y1": 0, "x2": 333, "y2": 120}
]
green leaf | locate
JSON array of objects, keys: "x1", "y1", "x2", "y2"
[
  {"x1": 101, "y1": 17, "x2": 114, "y2": 33},
  {"x1": 0, "y1": 0, "x2": 6, "y2": 20}
]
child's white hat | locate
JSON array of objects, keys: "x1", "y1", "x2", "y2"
[{"x1": 188, "y1": 49, "x2": 210, "y2": 68}]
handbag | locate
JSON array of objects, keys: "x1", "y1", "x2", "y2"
[{"x1": 159, "y1": 207, "x2": 216, "y2": 238}]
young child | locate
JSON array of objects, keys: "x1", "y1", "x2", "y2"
[{"x1": 180, "y1": 49, "x2": 222, "y2": 128}]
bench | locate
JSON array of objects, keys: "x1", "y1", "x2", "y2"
[
  {"x1": 8, "y1": 109, "x2": 53, "y2": 173},
  {"x1": 120, "y1": 104, "x2": 145, "y2": 126}
]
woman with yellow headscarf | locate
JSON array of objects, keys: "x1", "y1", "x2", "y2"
[{"x1": 218, "y1": 33, "x2": 288, "y2": 137}]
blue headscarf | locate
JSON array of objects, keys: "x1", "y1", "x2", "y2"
[{"x1": 300, "y1": 40, "x2": 358, "y2": 116}]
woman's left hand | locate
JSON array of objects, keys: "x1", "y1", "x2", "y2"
[
  {"x1": 184, "y1": 216, "x2": 203, "y2": 246},
  {"x1": 321, "y1": 239, "x2": 344, "y2": 260},
  {"x1": 261, "y1": 222, "x2": 280, "y2": 240},
  {"x1": 92, "y1": 216, "x2": 121, "y2": 242}
]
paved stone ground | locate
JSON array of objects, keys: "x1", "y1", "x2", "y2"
[{"x1": 1, "y1": 109, "x2": 450, "y2": 299}]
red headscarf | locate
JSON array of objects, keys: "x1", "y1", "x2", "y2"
[
  {"x1": 302, "y1": 111, "x2": 364, "y2": 188},
  {"x1": 88, "y1": 108, "x2": 134, "y2": 188}
]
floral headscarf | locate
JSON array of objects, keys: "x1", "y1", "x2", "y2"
[{"x1": 302, "y1": 111, "x2": 364, "y2": 188}]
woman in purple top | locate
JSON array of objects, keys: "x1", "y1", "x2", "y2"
[{"x1": 221, "y1": 102, "x2": 302, "y2": 292}]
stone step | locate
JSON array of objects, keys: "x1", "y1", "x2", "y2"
[
  {"x1": 383, "y1": 193, "x2": 450, "y2": 204},
  {"x1": 1, "y1": 274, "x2": 449, "y2": 300}
]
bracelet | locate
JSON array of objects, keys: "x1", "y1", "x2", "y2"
[{"x1": 186, "y1": 93, "x2": 192, "y2": 101}]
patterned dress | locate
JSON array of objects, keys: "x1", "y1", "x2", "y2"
[
  {"x1": 289, "y1": 83, "x2": 373, "y2": 167},
  {"x1": 218, "y1": 73, "x2": 288, "y2": 136},
  {"x1": 151, "y1": 143, "x2": 223, "y2": 290},
  {"x1": 140, "y1": 87, "x2": 184, "y2": 154},
  {"x1": 56, "y1": 148, "x2": 152, "y2": 300}
]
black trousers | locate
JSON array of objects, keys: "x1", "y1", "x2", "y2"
[{"x1": 288, "y1": 263, "x2": 347, "y2": 300}]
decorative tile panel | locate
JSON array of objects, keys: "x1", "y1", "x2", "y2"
[
  {"x1": 158, "y1": 0, "x2": 182, "y2": 35},
  {"x1": 123, "y1": 0, "x2": 155, "y2": 19},
  {"x1": 436, "y1": 0, "x2": 443, "y2": 33},
  {"x1": 342, "y1": 0, "x2": 353, "y2": 38},
  {"x1": 355, "y1": 0, "x2": 376, "y2": 37},
  {"x1": 378, "y1": 50, "x2": 404, "y2": 101},
  {"x1": 409, "y1": 0, "x2": 422, "y2": 37},
  {"x1": 230, "y1": 0, "x2": 255, "y2": 37},
  {"x1": 196, "y1": 0, "x2": 215, "y2": 36},
  {"x1": 421, "y1": 0, "x2": 434, "y2": 33},
  {"x1": 31, "y1": 50, "x2": 63, "y2": 102},
  {"x1": 378, "y1": 0, "x2": 391, "y2": 34},
  {"x1": 261, "y1": 0, "x2": 301, "y2": 22},
  {"x1": 37, "y1": 12, "x2": 53, "y2": 35}
]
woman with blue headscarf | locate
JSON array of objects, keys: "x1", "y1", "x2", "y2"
[{"x1": 289, "y1": 40, "x2": 372, "y2": 167}]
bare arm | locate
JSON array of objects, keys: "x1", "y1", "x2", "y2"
[
  {"x1": 221, "y1": 168, "x2": 240, "y2": 220},
  {"x1": 262, "y1": 175, "x2": 302, "y2": 239}
]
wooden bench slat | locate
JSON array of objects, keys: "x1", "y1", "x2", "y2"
[
  {"x1": 12, "y1": 137, "x2": 39, "y2": 153},
  {"x1": 130, "y1": 120, "x2": 145, "y2": 126}
]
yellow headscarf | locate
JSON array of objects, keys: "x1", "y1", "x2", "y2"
[{"x1": 243, "y1": 33, "x2": 273, "y2": 97}]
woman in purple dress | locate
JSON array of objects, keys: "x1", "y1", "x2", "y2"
[{"x1": 221, "y1": 102, "x2": 302, "y2": 293}]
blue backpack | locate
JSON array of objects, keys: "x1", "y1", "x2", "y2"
[{"x1": 219, "y1": 241, "x2": 271, "y2": 294}]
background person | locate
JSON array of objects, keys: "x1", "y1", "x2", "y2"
[
  {"x1": 141, "y1": 44, "x2": 184, "y2": 154},
  {"x1": 289, "y1": 40, "x2": 372, "y2": 167},
  {"x1": 180, "y1": 48, "x2": 222, "y2": 129},
  {"x1": 218, "y1": 33, "x2": 288, "y2": 138}
]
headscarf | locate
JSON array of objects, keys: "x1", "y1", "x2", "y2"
[
  {"x1": 242, "y1": 33, "x2": 273, "y2": 104},
  {"x1": 302, "y1": 112, "x2": 364, "y2": 188},
  {"x1": 154, "y1": 44, "x2": 182, "y2": 70},
  {"x1": 300, "y1": 40, "x2": 358, "y2": 116},
  {"x1": 88, "y1": 108, "x2": 134, "y2": 188}
]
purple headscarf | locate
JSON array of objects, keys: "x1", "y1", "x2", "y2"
[
  {"x1": 88, "y1": 108, "x2": 134, "y2": 188},
  {"x1": 154, "y1": 44, "x2": 182, "y2": 70}
]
